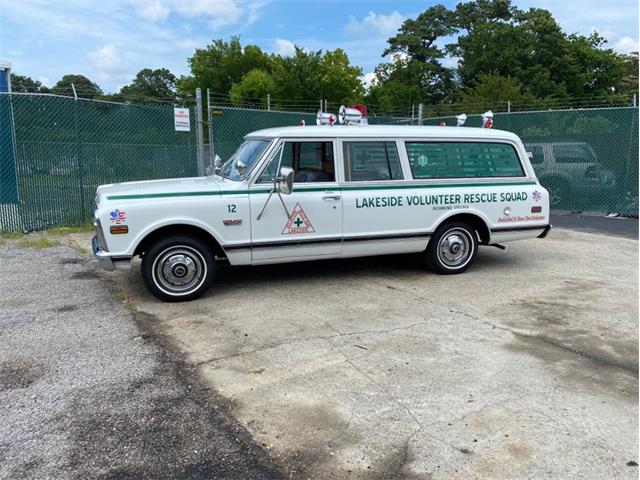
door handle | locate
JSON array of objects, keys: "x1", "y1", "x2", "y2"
[{"x1": 322, "y1": 193, "x2": 341, "y2": 200}]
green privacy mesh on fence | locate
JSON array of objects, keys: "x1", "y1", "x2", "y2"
[
  {"x1": 0, "y1": 94, "x2": 637, "y2": 233},
  {"x1": 211, "y1": 106, "x2": 639, "y2": 216},
  {"x1": 0, "y1": 93, "x2": 197, "y2": 231},
  {"x1": 423, "y1": 107, "x2": 639, "y2": 216},
  {"x1": 208, "y1": 106, "x2": 409, "y2": 161}
]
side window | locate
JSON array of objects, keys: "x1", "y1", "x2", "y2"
[
  {"x1": 258, "y1": 141, "x2": 335, "y2": 183},
  {"x1": 405, "y1": 142, "x2": 524, "y2": 179},
  {"x1": 553, "y1": 144, "x2": 594, "y2": 164},
  {"x1": 343, "y1": 142, "x2": 403, "y2": 182}
]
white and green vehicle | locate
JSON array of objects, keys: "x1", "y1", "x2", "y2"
[{"x1": 93, "y1": 121, "x2": 551, "y2": 302}]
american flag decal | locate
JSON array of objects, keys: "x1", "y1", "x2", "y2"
[
  {"x1": 532, "y1": 191, "x2": 542, "y2": 202},
  {"x1": 110, "y1": 209, "x2": 126, "y2": 224}
]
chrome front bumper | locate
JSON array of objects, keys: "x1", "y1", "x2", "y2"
[
  {"x1": 92, "y1": 235, "x2": 114, "y2": 271},
  {"x1": 92, "y1": 236, "x2": 131, "y2": 271}
]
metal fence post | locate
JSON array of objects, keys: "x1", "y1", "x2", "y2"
[
  {"x1": 195, "y1": 88, "x2": 205, "y2": 176},
  {"x1": 418, "y1": 103, "x2": 423, "y2": 125},
  {"x1": 72, "y1": 91, "x2": 86, "y2": 224},
  {"x1": 207, "y1": 88, "x2": 214, "y2": 169},
  {"x1": 267, "y1": 94, "x2": 271, "y2": 111}
]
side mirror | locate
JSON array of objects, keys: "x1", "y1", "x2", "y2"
[
  {"x1": 276, "y1": 166, "x2": 294, "y2": 194},
  {"x1": 213, "y1": 154, "x2": 222, "y2": 173}
]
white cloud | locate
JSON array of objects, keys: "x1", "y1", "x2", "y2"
[
  {"x1": 361, "y1": 72, "x2": 377, "y2": 90},
  {"x1": 346, "y1": 11, "x2": 404, "y2": 37},
  {"x1": 615, "y1": 36, "x2": 639, "y2": 53},
  {"x1": 274, "y1": 38, "x2": 296, "y2": 57},
  {"x1": 173, "y1": 0, "x2": 242, "y2": 28},
  {"x1": 133, "y1": 0, "x2": 170, "y2": 23},
  {"x1": 88, "y1": 44, "x2": 126, "y2": 71}
]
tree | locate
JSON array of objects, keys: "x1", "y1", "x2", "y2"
[
  {"x1": 230, "y1": 69, "x2": 275, "y2": 107},
  {"x1": 452, "y1": 4, "x2": 625, "y2": 100},
  {"x1": 617, "y1": 52, "x2": 638, "y2": 96},
  {"x1": 177, "y1": 37, "x2": 271, "y2": 99},
  {"x1": 365, "y1": 5, "x2": 458, "y2": 113},
  {"x1": 9, "y1": 74, "x2": 49, "y2": 93},
  {"x1": 119, "y1": 68, "x2": 177, "y2": 101},
  {"x1": 369, "y1": 0, "x2": 627, "y2": 112},
  {"x1": 270, "y1": 47, "x2": 363, "y2": 105},
  {"x1": 457, "y1": 74, "x2": 539, "y2": 109},
  {"x1": 52, "y1": 74, "x2": 102, "y2": 98}
]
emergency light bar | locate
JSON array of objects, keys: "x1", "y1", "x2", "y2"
[{"x1": 338, "y1": 105, "x2": 368, "y2": 125}]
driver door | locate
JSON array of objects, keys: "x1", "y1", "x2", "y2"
[{"x1": 249, "y1": 139, "x2": 342, "y2": 261}]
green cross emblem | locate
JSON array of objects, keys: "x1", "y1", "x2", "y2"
[{"x1": 294, "y1": 217, "x2": 304, "y2": 227}]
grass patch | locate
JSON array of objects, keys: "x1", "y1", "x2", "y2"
[
  {"x1": 19, "y1": 237, "x2": 63, "y2": 249},
  {"x1": 114, "y1": 290, "x2": 137, "y2": 312},
  {"x1": 46, "y1": 223, "x2": 94, "y2": 236}
]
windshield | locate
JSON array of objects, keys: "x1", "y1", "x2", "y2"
[{"x1": 219, "y1": 140, "x2": 271, "y2": 180}]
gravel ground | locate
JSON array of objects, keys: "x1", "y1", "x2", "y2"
[{"x1": 0, "y1": 238, "x2": 282, "y2": 480}]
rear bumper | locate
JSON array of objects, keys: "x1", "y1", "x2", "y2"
[{"x1": 92, "y1": 236, "x2": 131, "y2": 271}]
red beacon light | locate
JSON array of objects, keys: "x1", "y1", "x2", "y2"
[{"x1": 482, "y1": 110, "x2": 494, "y2": 128}]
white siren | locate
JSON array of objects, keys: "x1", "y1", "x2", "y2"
[
  {"x1": 316, "y1": 111, "x2": 337, "y2": 126},
  {"x1": 338, "y1": 105, "x2": 363, "y2": 125},
  {"x1": 456, "y1": 113, "x2": 467, "y2": 127}
]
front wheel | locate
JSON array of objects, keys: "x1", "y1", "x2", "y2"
[
  {"x1": 425, "y1": 222, "x2": 478, "y2": 274},
  {"x1": 141, "y1": 235, "x2": 216, "y2": 302}
]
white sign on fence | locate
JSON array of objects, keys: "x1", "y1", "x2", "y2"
[{"x1": 174, "y1": 107, "x2": 190, "y2": 131}]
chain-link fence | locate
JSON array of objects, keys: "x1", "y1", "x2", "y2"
[
  {"x1": 423, "y1": 107, "x2": 638, "y2": 215},
  {"x1": 209, "y1": 105, "x2": 638, "y2": 217},
  {"x1": 0, "y1": 93, "x2": 637, "y2": 232},
  {"x1": 0, "y1": 93, "x2": 197, "y2": 231}
]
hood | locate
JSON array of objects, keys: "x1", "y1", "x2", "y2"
[{"x1": 96, "y1": 176, "x2": 226, "y2": 201}]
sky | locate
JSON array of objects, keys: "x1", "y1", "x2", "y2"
[{"x1": 0, "y1": 0, "x2": 638, "y2": 94}]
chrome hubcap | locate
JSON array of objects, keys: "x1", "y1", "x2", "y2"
[
  {"x1": 438, "y1": 229, "x2": 472, "y2": 268},
  {"x1": 153, "y1": 246, "x2": 205, "y2": 294}
]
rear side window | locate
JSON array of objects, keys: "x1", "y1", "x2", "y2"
[
  {"x1": 552, "y1": 144, "x2": 595, "y2": 164},
  {"x1": 343, "y1": 142, "x2": 403, "y2": 181},
  {"x1": 405, "y1": 142, "x2": 524, "y2": 179}
]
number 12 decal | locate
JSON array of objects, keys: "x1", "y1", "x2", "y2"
[{"x1": 227, "y1": 204, "x2": 237, "y2": 213}]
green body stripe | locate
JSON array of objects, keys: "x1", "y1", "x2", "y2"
[{"x1": 106, "y1": 181, "x2": 537, "y2": 200}]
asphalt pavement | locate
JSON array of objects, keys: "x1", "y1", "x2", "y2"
[{"x1": 0, "y1": 239, "x2": 282, "y2": 480}]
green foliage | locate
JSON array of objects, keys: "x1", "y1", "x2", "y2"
[
  {"x1": 53, "y1": 74, "x2": 103, "y2": 98},
  {"x1": 457, "y1": 74, "x2": 539, "y2": 109},
  {"x1": 230, "y1": 69, "x2": 275, "y2": 107},
  {"x1": 619, "y1": 52, "x2": 639, "y2": 95},
  {"x1": 180, "y1": 37, "x2": 363, "y2": 108},
  {"x1": 10, "y1": 74, "x2": 49, "y2": 93},
  {"x1": 368, "y1": 0, "x2": 627, "y2": 112},
  {"x1": 177, "y1": 36, "x2": 272, "y2": 100},
  {"x1": 120, "y1": 68, "x2": 177, "y2": 102}
]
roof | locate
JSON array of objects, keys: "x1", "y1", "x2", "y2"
[{"x1": 245, "y1": 125, "x2": 521, "y2": 141}]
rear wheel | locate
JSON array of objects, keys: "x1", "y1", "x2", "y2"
[
  {"x1": 425, "y1": 222, "x2": 478, "y2": 274},
  {"x1": 141, "y1": 235, "x2": 216, "y2": 302}
]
